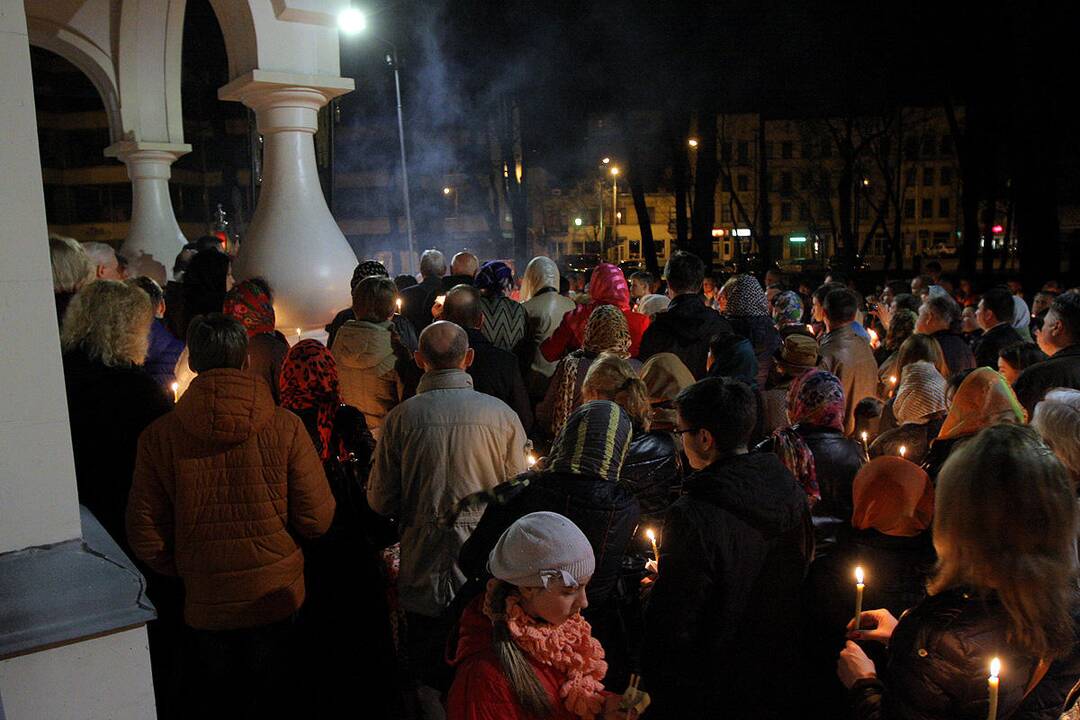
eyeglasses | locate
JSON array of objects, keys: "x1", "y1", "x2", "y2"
[{"x1": 672, "y1": 427, "x2": 701, "y2": 436}]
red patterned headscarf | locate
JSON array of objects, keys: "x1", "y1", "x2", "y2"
[
  {"x1": 223, "y1": 279, "x2": 275, "y2": 337},
  {"x1": 280, "y1": 340, "x2": 340, "y2": 461},
  {"x1": 770, "y1": 369, "x2": 847, "y2": 504}
]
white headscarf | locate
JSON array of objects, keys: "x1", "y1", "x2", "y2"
[{"x1": 520, "y1": 256, "x2": 561, "y2": 302}]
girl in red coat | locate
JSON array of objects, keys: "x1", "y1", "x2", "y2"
[{"x1": 447, "y1": 512, "x2": 636, "y2": 720}]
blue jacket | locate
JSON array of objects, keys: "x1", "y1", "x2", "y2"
[{"x1": 146, "y1": 318, "x2": 184, "y2": 388}]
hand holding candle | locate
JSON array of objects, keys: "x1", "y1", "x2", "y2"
[
  {"x1": 853, "y1": 566, "x2": 865, "y2": 630},
  {"x1": 395, "y1": 297, "x2": 402, "y2": 313},
  {"x1": 646, "y1": 528, "x2": 659, "y2": 563},
  {"x1": 899, "y1": 445, "x2": 907, "y2": 459},
  {"x1": 988, "y1": 657, "x2": 1000, "y2": 720},
  {"x1": 171, "y1": 382, "x2": 180, "y2": 404}
]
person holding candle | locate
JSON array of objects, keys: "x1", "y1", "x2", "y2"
[
  {"x1": 877, "y1": 333, "x2": 949, "y2": 434},
  {"x1": 868, "y1": 361, "x2": 948, "y2": 465},
  {"x1": 642, "y1": 377, "x2": 813, "y2": 719},
  {"x1": 325, "y1": 260, "x2": 419, "y2": 352},
  {"x1": 836, "y1": 424, "x2": 1080, "y2": 719}
]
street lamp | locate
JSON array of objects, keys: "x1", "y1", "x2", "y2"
[
  {"x1": 443, "y1": 186, "x2": 457, "y2": 216},
  {"x1": 338, "y1": 10, "x2": 416, "y2": 274},
  {"x1": 602, "y1": 157, "x2": 611, "y2": 165},
  {"x1": 688, "y1": 138, "x2": 699, "y2": 148},
  {"x1": 574, "y1": 217, "x2": 583, "y2": 226},
  {"x1": 610, "y1": 166, "x2": 619, "y2": 229}
]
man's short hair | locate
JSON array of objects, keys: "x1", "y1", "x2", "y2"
[
  {"x1": 126, "y1": 276, "x2": 164, "y2": 307},
  {"x1": 1051, "y1": 291, "x2": 1080, "y2": 343},
  {"x1": 442, "y1": 285, "x2": 483, "y2": 329},
  {"x1": 418, "y1": 321, "x2": 469, "y2": 369},
  {"x1": 664, "y1": 251, "x2": 705, "y2": 294},
  {"x1": 981, "y1": 287, "x2": 1016, "y2": 325},
  {"x1": 893, "y1": 292, "x2": 922, "y2": 314},
  {"x1": 675, "y1": 377, "x2": 757, "y2": 453},
  {"x1": 352, "y1": 276, "x2": 398, "y2": 322},
  {"x1": 187, "y1": 313, "x2": 248, "y2": 372},
  {"x1": 450, "y1": 252, "x2": 479, "y2": 277},
  {"x1": 629, "y1": 270, "x2": 654, "y2": 286},
  {"x1": 824, "y1": 288, "x2": 859, "y2": 324},
  {"x1": 419, "y1": 249, "x2": 447, "y2": 278},
  {"x1": 925, "y1": 294, "x2": 961, "y2": 325},
  {"x1": 813, "y1": 281, "x2": 845, "y2": 305}
]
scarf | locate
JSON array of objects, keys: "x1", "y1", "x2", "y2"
[
  {"x1": 223, "y1": 279, "x2": 275, "y2": 337},
  {"x1": 552, "y1": 306, "x2": 631, "y2": 437},
  {"x1": 588, "y1": 263, "x2": 631, "y2": 311},
  {"x1": 520, "y1": 256, "x2": 560, "y2": 302},
  {"x1": 547, "y1": 400, "x2": 632, "y2": 482},
  {"x1": 721, "y1": 274, "x2": 771, "y2": 318},
  {"x1": 893, "y1": 360, "x2": 947, "y2": 425},
  {"x1": 936, "y1": 366, "x2": 1027, "y2": 441},
  {"x1": 772, "y1": 290, "x2": 803, "y2": 325},
  {"x1": 476, "y1": 260, "x2": 514, "y2": 297},
  {"x1": 280, "y1": 339, "x2": 340, "y2": 461},
  {"x1": 640, "y1": 353, "x2": 695, "y2": 428},
  {"x1": 482, "y1": 582, "x2": 607, "y2": 719},
  {"x1": 852, "y1": 457, "x2": 934, "y2": 537},
  {"x1": 771, "y1": 369, "x2": 846, "y2": 503}
]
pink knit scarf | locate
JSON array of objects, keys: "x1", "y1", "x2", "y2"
[{"x1": 483, "y1": 582, "x2": 608, "y2": 719}]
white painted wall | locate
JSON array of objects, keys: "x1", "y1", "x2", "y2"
[{"x1": 0, "y1": 627, "x2": 156, "y2": 720}]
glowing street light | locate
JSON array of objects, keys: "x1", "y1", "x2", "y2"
[
  {"x1": 610, "y1": 166, "x2": 620, "y2": 177},
  {"x1": 862, "y1": 177, "x2": 871, "y2": 186},
  {"x1": 602, "y1": 157, "x2": 611, "y2": 164},
  {"x1": 688, "y1": 138, "x2": 699, "y2": 148},
  {"x1": 442, "y1": 187, "x2": 452, "y2": 195},
  {"x1": 337, "y1": 7, "x2": 367, "y2": 34},
  {"x1": 574, "y1": 217, "x2": 583, "y2": 226}
]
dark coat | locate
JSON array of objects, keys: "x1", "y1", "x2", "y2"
[
  {"x1": 326, "y1": 307, "x2": 418, "y2": 352},
  {"x1": 464, "y1": 328, "x2": 533, "y2": 433},
  {"x1": 869, "y1": 416, "x2": 946, "y2": 466},
  {"x1": 973, "y1": 323, "x2": 1023, "y2": 369},
  {"x1": 638, "y1": 294, "x2": 733, "y2": 379},
  {"x1": 400, "y1": 276, "x2": 443, "y2": 332},
  {"x1": 459, "y1": 469, "x2": 640, "y2": 610},
  {"x1": 1014, "y1": 344, "x2": 1080, "y2": 417},
  {"x1": 922, "y1": 436, "x2": 966, "y2": 484},
  {"x1": 62, "y1": 349, "x2": 173, "y2": 549},
  {"x1": 641, "y1": 452, "x2": 814, "y2": 719},
  {"x1": 849, "y1": 589, "x2": 1080, "y2": 720},
  {"x1": 619, "y1": 430, "x2": 681, "y2": 523},
  {"x1": 931, "y1": 330, "x2": 976, "y2": 378},
  {"x1": 442, "y1": 273, "x2": 475, "y2": 290},
  {"x1": 145, "y1": 318, "x2": 184, "y2": 388},
  {"x1": 727, "y1": 314, "x2": 783, "y2": 388}
]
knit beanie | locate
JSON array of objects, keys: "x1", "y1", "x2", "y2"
[
  {"x1": 351, "y1": 260, "x2": 389, "y2": 290},
  {"x1": 894, "y1": 360, "x2": 948, "y2": 425},
  {"x1": 488, "y1": 512, "x2": 595, "y2": 589}
]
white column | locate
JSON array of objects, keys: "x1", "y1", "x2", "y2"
[
  {"x1": 104, "y1": 140, "x2": 191, "y2": 285},
  {"x1": 220, "y1": 70, "x2": 356, "y2": 331}
]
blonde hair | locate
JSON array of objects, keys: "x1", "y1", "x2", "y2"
[
  {"x1": 931, "y1": 424, "x2": 1078, "y2": 659},
  {"x1": 49, "y1": 235, "x2": 94, "y2": 294},
  {"x1": 1032, "y1": 389, "x2": 1080, "y2": 487},
  {"x1": 60, "y1": 280, "x2": 153, "y2": 368},
  {"x1": 583, "y1": 352, "x2": 651, "y2": 431},
  {"x1": 489, "y1": 581, "x2": 552, "y2": 717}
]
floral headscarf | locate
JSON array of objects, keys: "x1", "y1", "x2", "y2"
[
  {"x1": 771, "y1": 290, "x2": 803, "y2": 325},
  {"x1": 852, "y1": 457, "x2": 934, "y2": 537},
  {"x1": 223, "y1": 279, "x2": 275, "y2": 337},
  {"x1": 936, "y1": 366, "x2": 1026, "y2": 442},
  {"x1": 280, "y1": 339, "x2": 340, "y2": 461},
  {"x1": 771, "y1": 369, "x2": 846, "y2": 503},
  {"x1": 475, "y1": 260, "x2": 515, "y2": 297},
  {"x1": 721, "y1": 274, "x2": 771, "y2": 318},
  {"x1": 552, "y1": 305, "x2": 631, "y2": 438}
]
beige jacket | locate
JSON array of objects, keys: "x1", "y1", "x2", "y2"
[
  {"x1": 332, "y1": 319, "x2": 403, "y2": 441},
  {"x1": 819, "y1": 323, "x2": 880, "y2": 436},
  {"x1": 368, "y1": 369, "x2": 528, "y2": 617},
  {"x1": 520, "y1": 257, "x2": 576, "y2": 398}
]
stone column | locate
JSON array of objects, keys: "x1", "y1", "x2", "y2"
[
  {"x1": 104, "y1": 140, "x2": 191, "y2": 285},
  {"x1": 219, "y1": 70, "x2": 356, "y2": 331}
]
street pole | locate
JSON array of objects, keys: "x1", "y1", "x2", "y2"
[
  {"x1": 598, "y1": 180, "x2": 604, "y2": 253},
  {"x1": 389, "y1": 48, "x2": 416, "y2": 274}
]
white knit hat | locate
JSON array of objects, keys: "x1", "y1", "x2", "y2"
[{"x1": 487, "y1": 512, "x2": 595, "y2": 589}]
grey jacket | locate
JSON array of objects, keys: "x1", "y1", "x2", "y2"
[
  {"x1": 368, "y1": 369, "x2": 528, "y2": 616},
  {"x1": 332, "y1": 319, "x2": 402, "y2": 441}
]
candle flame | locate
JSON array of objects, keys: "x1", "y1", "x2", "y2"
[
  {"x1": 867, "y1": 328, "x2": 880, "y2": 348},
  {"x1": 296, "y1": 328, "x2": 302, "y2": 337},
  {"x1": 861, "y1": 431, "x2": 868, "y2": 442},
  {"x1": 646, "y1": 528, "x2": 657, "y2": 542},
  {"x1": 899, "y1": 446, "x2": 907, "y2": 457},
  {"x1": 526, "y1": 453, "x2": 537, "y2": 467},
  {"x1": 806, "y1": 324, "x2": 814, "y2": 333},
  {"x1": 855, "y1": 566, "x2": 864, "y2": 584},
  {"x1": 170, "y1": 382, "x2": 179, "y2": 393},
  {"x1": 889, "y1": 375, "x2": 898, "y2": 385},
  {"x1": 990, "y1": 657, "x2": 1001, "y2": 678},
  {"x1": 395, "y1": 298, "x2": 402, "y2": 310}
]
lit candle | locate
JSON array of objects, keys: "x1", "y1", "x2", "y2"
[
  {"x1": 526, "y1": 452, "x2": 537, "y2": 467},
  {"x1": 889, "y1": 375, "x2": 898, "y2": 386},
  {"x1": 171, "y1": 382, "x2": 179, "y2": 404},
  {"x1": 860, "y1": 431, "x2": 870, "y2": 460},
  {"x1": 853, "y1": 566, "x2": 865, "y2": 629},
  {"x1": 867, "y1": 327, "x2": 880, "y2": 349},
  {"x1": 646, "y1": 528, "x2": 660, "y2": 562},
  {"x1": 899, "y1": 445, "x2": 907, "y2": 458},
  {"x1": 395, "y1": 298, "x2": 402, "y2": 313},
  {"x1": 806, "y1": 324, "x2": 815, "y2": 334},
  {"x1": 988, "y1": 657, "x2": 1000, "y2": 720}
]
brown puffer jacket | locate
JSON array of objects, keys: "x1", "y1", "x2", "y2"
[{"x1": 126, "y1": 368, "x2": 335, "y2": 630}]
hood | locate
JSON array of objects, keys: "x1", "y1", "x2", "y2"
[
  {"x1": 686, "y1": 452, "x2": 806, "y2": 537},
  {"x1": 588, "y1": 263, "x2": 630, "y2": 310},
  {"x1": 176, "y1": 368, "x2": 276, "y2": 445},
  {"x1": 332, "y1": 320, "x2": 395, "y2": 371},
  {"x1": 706, "y1": 334, "x2": 758, "y2": 386},
  {"x1": 450, "y1": 595, "x2": 494, "y2": 665},
  {"x1": 520, "y1": 256, "x2": 561, "y2": 301}
]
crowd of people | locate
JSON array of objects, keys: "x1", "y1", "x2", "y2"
[{"x1": 47, "y1": 233, "x2": 1080, "y2": 719}]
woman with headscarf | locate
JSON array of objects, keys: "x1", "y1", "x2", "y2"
[
  {"x1": 224, "y1": 278, "x2": 291, "y2": 403},
  {"x1": 536, "y1": 304, "x2": 637, "y2": 441},
  {"x1": 803, "y1": 457, "x2": 936, "y2": 714},
  {"x1": 719, "y1": 274, "x2": 782, "y2": 388},
  {"x1": 541, "y1": 262, "x2": 650, "y2": 361},
  {"x1": 772, "y1": 290, "x2": 809, "y2": 338},
  {"x1": 459, "y1": 401, "x2": 640, "y2": 689},
  {"x1": 765, "y1": 369, "x2": 865, "y2": 550},
  {"x1": 475, "y1": 260, "x2": 528, "y2": 353},
  {"x1": 520, "y1": 256, "x2": 576, "y2": 403},
  {"x1": 877, "y1": 333, "x2": 948, "y2": 432},
  {"x1": 923, "y1": 366, "x2": 1027, "y2": 482},
  {"x1": 869, "y1": 360, "x2": 948, "y2": 465},
  {"x1": 325, "y1": 260, "x2": 419, "y2": 352},
  {"x1": 639, "y1": 352, "x2": 695, "y2": 432},
  {"x1": 875, "y1": 308, "x2": 918, "y2": 391}
]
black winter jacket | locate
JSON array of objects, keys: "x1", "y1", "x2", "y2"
[
  {"x1": 726, "y1": 314, "x2": 783, "y2": 388},
  {"x1": 464, "y1": 328, "x2": 532, "y2": 433},
  {"x1": 638, "y1": 294, "x2": 732, "y2": 379},
  {"x1": 459, "y1": 469, "x2": 640, "y2": 609},
  {"x1": 1014, "y1": 344, "x2": 1080, "y2": 417},
  {"x1": 973, "y1": 323, "x2": 1023, "y2": 370},
  {"x1": 619, "y1": 430, "x2": 681, "y2": 522},
  {"x1": 850, "y1": 589, "x2": 1080, "y2": 720},
  {"x1": 641, "y1": 452, "x2": 814, "y2": 719},
  {"x1": 931, "y1": 330, "x2": 976, "y2": 378}
]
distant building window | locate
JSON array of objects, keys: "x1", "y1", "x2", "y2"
[
  {"x1": 765, "y1": 142, "x2": 774, "y2": 159},
  {"x1": 905, "y1": 167, "x2": 917, "y2": 186},
  {"x1": 923, "y1": 167, "x2": 935, "y2": 186},
  {"x1": 921, "y1": 198, "x2": 933, "y2": 218},
  {"x1": 940, "y1": 167, "x2": 953, "y2": 186},
  {"x1": 629, "y1": 240, "x2": 641, "y2": 257},
  {"x1": 764, "y1": 173, "x2": 772, "y2": 192},
  {"x1": 721, "y1": 142, "x2": 732, "y2": 161},
  {"x1": 737, "y1": 174, "x2": 750, "y2": 191},
  {"x1": 904, "y1": 198, "x2": 916, "y2": 219},
  {"x1": 801, "y1": 171, "x2": 814, "y2": 190},
  {"x1": 820, "y1": 170, "x2": 831, "y2": 187},
  {"x1": 722, "y1": 205, "x2": 733, "y2": 222},
  {"x1": 722, "y1": 175, "x2": 732, "y2": 192},
  {"x1": 922, "y1": 135, "x2": 935, "y2": 157},
  {"x1": 820, "y1": 141, "x2": 832, "y2": 158},
  {"x1": 940, "y1": 134, "x2": 953, "y2": 156},
  {"x1": 802, "y1": 141, "x2": 813, "y2": 158},
  {"x1": 781, "y1": 141, "x2": 793, "y2": 159},
  {"x1": 781, "y1": 172, "x2": 793, "y2": 192},
  {"x1": 904, "y1": 138, "x2": 919, "y2": 161},
  {"x1": 780, "y1": 202, "x2": 792, "y2": 221},
  {"x1": 737, "y1": 142, "x2": 749, "y2": 163},
  {"x1": 798, "y1": 203, "x2": 809, "y2": 221},
  {"x1": 939, "y1": 198, "x2": 951, "y2": 218}
]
